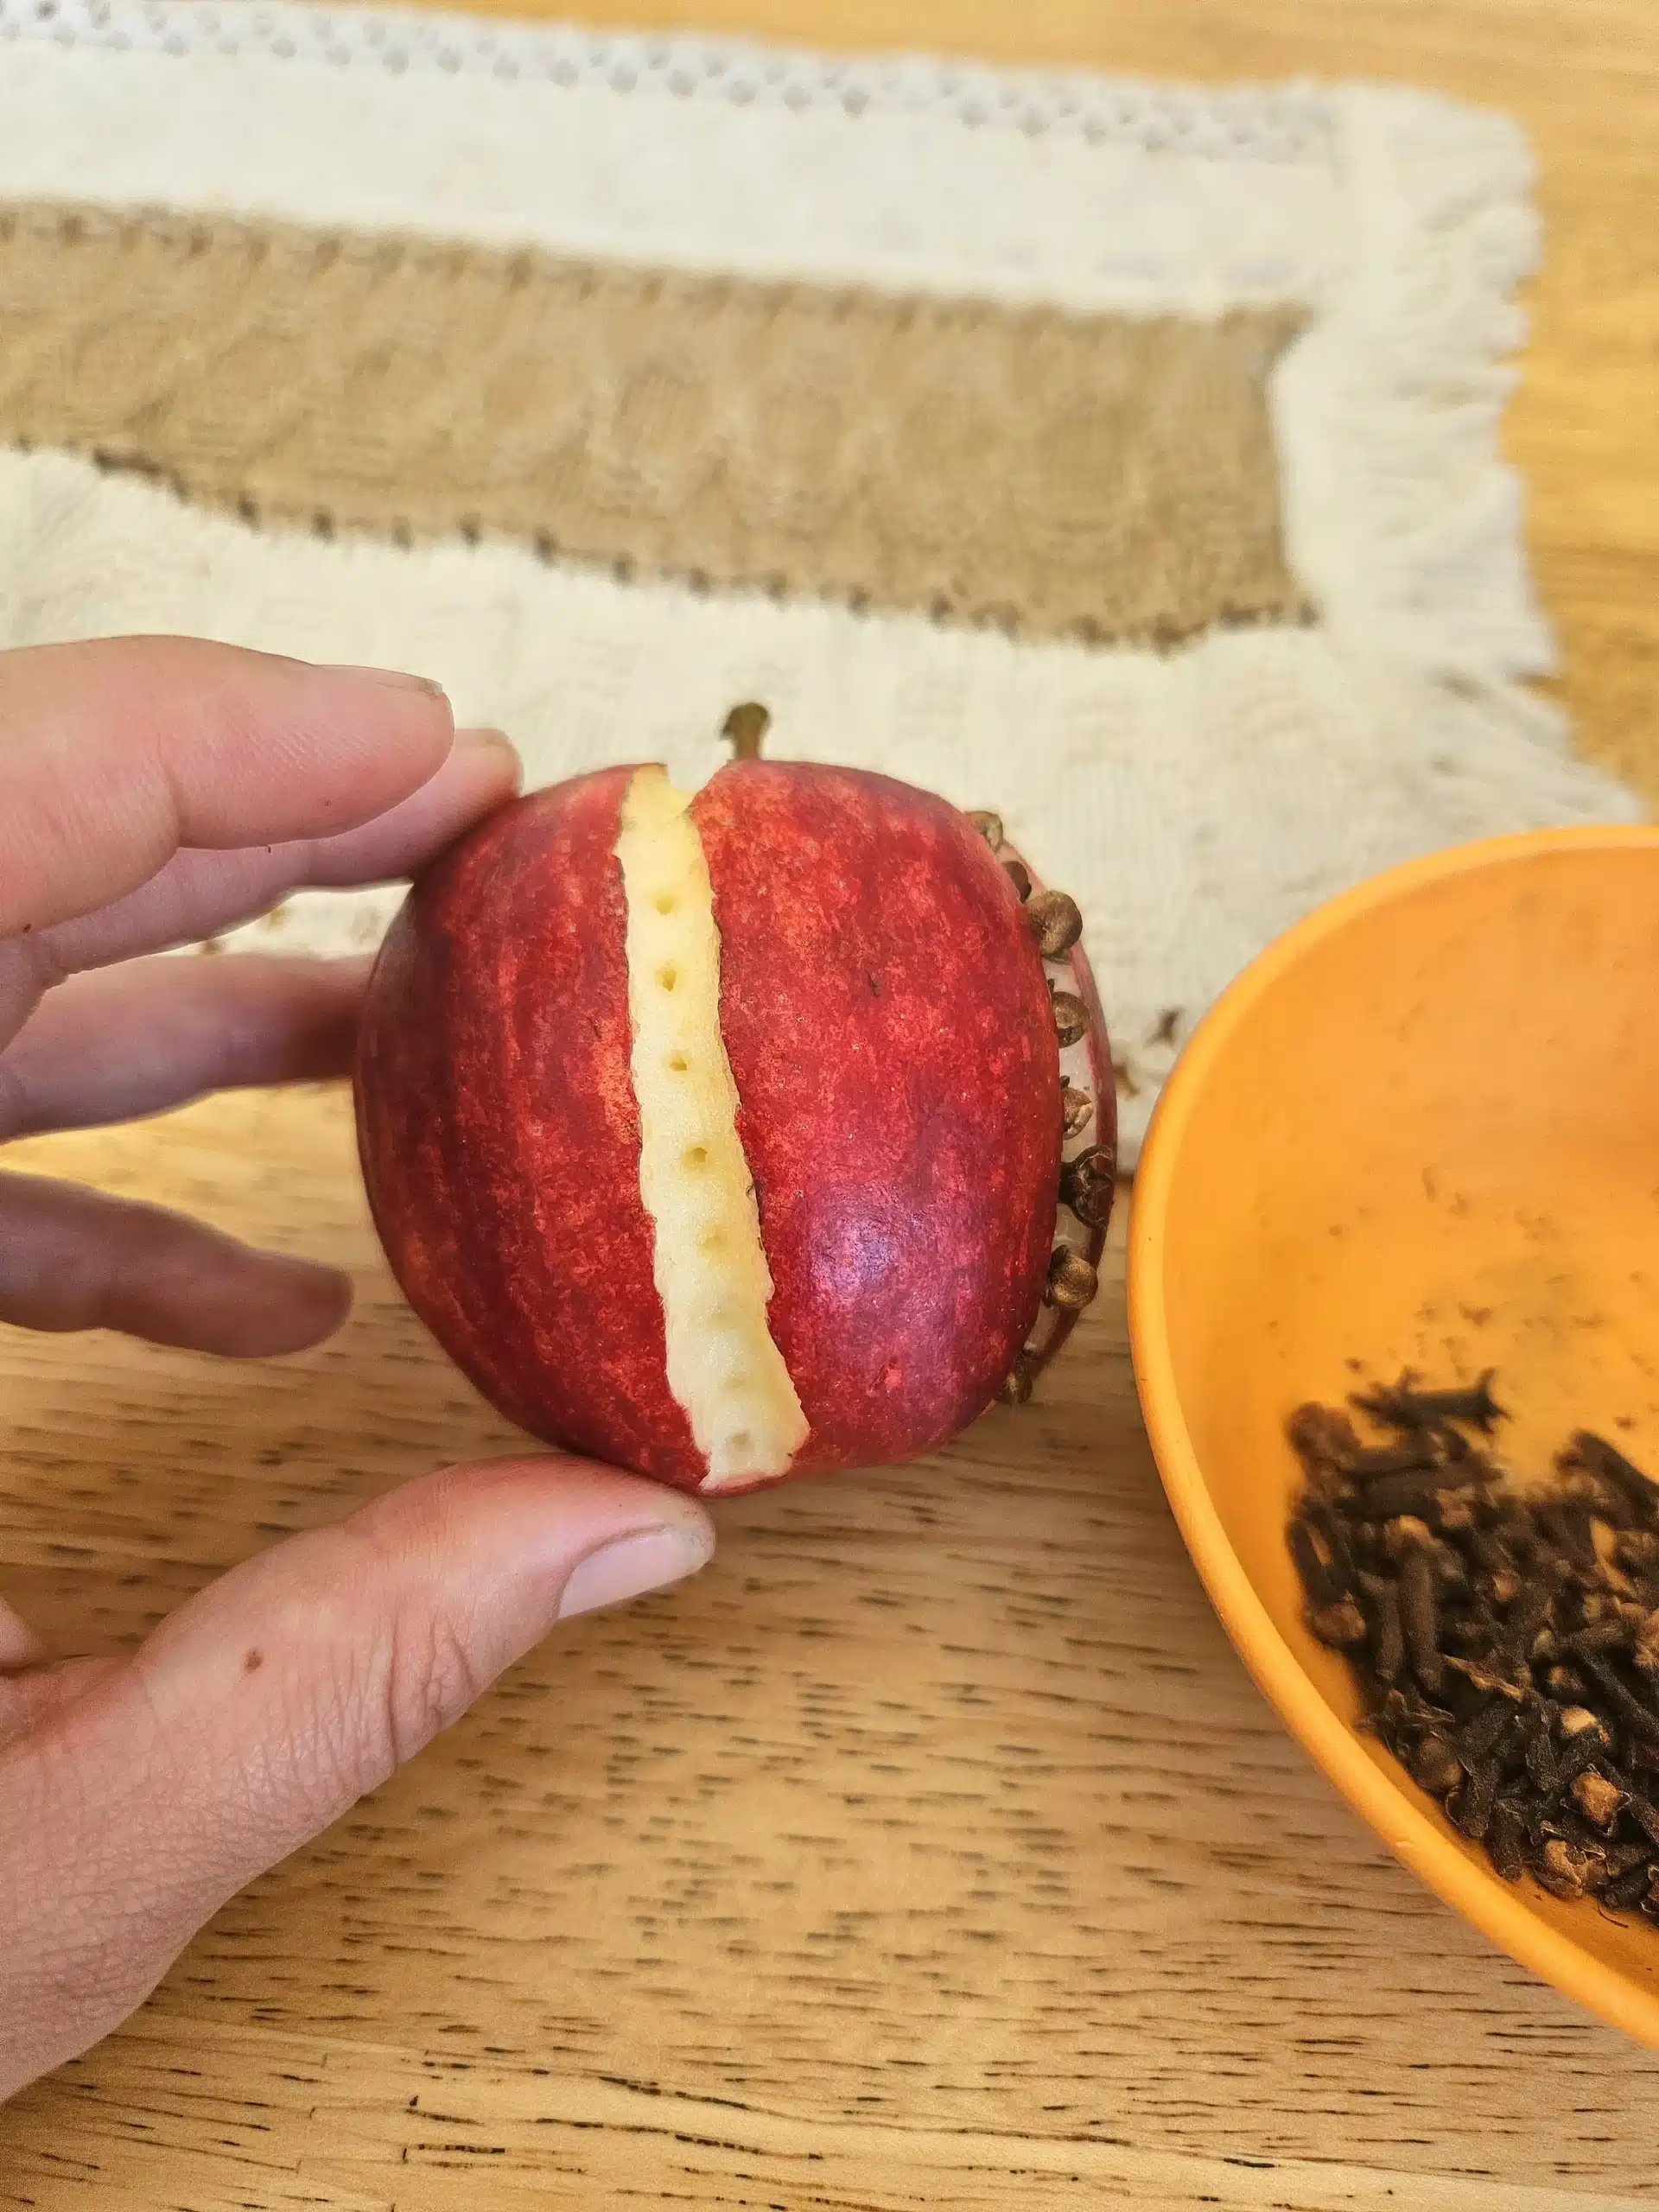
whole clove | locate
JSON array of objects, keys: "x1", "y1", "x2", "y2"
[
  {"x1": 1497, "y1": 1575, "x2": 1556, "y2": 1670},
  {"x1": 1571, "y1": 1618, "x2": 1635, "y2": 1659},
  {"x1": 1524, "y1": 1718, "x2": 1560, "y2": 1797},
  {"x1": 1353, "y1": 1369, "x2": 1507, "y2": 1435},
  {"x1": 1058, "y1": 1145, "x2": 1114, "y2": 1227},
  {"x1": 1583, "y1": 1656, "x2": 1659, "y2": 1749},
  {"x1": 1487, "y1": 1796, "x2": 1528, "y2": 1883},
  {"x1": 1541, "y1": 1503, "x2": 1599, "y2": 1576},
  {"x1": 1025, "y1": 889, "x2": 1084, "y2": 959},
  {"x1": 1600, "y1": 1862, "x2": 1652, "y2": 1911},
  {"x1": 1287, "y1": 1402, "x2": 1362, "y2": 1476},
  {"x1": 1050, "y1": 989, "x2": 1087, "y2": 1047},
  {"x1": 1399, "y1": 1548, "x2": 1443, "y2": 1693},
  {"x1": 1453, "y1": 1698, "x2": 1512, "y2": 1767},
  {"x1": 1289, "y1": 1516, "x2": 1346, "y2": 1607},
  {"x1": 1286, "y1": 1373, "x2": 1659, "y2": 1923},
  {"x1": 1537, "y1": 1838, "x2": 1600, "y2": 1900},
  {"x1": 1410, "y1": 1732, "x2": 1464, "y2": 1797},
  {"x1": 1556, "y1": 1725, "x2": 1610, "y2": 1788},
  {"x1": 1363, "y1": 1474, "x2": 1447, "y2": 1523},
  {"x1": 1451, "y1": 1758, "x2": 1501, "y2": 1841},
  {"x1": 1351, "y1": 1440, "x2": 1440, "y2": 1480},
  {"x1": 1363, "y1": 1573, "x2": 1405, "y2": 1684},
  {"x1": 1059, "y1": 1079, "x2": 1095, "y2": 1139},
  {"x1": 1621, "y1": 1785, "x2": 1659, "y2": 1848},
  {"x1": 1572, "y1": 1768, "x2": 1628, "y2": 1829},
  {"x1": 1382, "y1": 1515, "x2": 1434, "y2": 1560},
  {"x1": 1567, "y1": 1432, "x2": 1656, "y2": 1519},
  {"x1": 1308, "y1": 1597, "x2": 1368, "y2": 1649}
]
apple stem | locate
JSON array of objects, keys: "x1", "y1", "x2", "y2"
[{"x1": 721, "y1": 702, "x2": 771, "y2": 762}]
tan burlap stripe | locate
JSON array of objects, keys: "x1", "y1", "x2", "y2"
[{"x1": 0, "y1": 202, "x2": 1307, "y2": 643}]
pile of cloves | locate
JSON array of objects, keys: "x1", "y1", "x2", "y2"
[
  {"x1": 967, "y1": 807, "x2": 1108, "y2": 1408},
  {"x1": 1289, "y1": 1374, "x2": 1659, "y2": 1914}
]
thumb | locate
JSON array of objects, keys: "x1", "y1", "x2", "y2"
[{"x1": 0, "y1": 1458, "x2": 712, "y2": 2099}]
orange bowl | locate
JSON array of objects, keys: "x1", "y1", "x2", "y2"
[{"x1": 1128, "y1": 826, "x2": 1659, "y2": 2041}]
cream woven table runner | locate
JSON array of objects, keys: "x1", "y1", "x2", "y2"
[{"x1": 0, "y1": 0, "x2": 1641, "y2": 1157}]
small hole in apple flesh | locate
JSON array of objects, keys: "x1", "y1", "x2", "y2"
[
  {"x1": 668, "y1": 1052, "x2": 690, "y2": 1072},
  {"x1": 658, "y1": 964, "x2": 678, "y2": 991},
  {"x1": 654, "y1": 893, "x2": 676, "y2": 914},
  {"x1": 684, "y1": 1145, "x2": 709, "y2": 1168}
]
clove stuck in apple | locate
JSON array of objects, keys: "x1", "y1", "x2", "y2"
[{"x1": 353, "y1": 709, "x2": 1115, "y2": 1496}]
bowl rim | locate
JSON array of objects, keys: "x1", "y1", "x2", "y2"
[{"x1": 1127, "y1": 824, "x2": 1659, "y2": 2045}]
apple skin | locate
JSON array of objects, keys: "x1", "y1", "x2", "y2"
[
  {"x1": 354, "y1": 764, "x2": 698, "y2": 1482},
  {"x1": 690, "y1": 761, "x2": 1061, "y2": 1476},
  {"x1": 355, "y1": 760, "x2": 1065, "y2": 1493}
]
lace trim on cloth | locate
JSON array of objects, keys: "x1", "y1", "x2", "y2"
[
  {"x1": 0, "y1": 20, "x2": 1341, "y2": 314},
  {"x1": 0, "y1": 204, "x2": 1307, "y2": 645},
  {"x1": 0, "y1": 0, "x2": 1332, "y2": 158}
]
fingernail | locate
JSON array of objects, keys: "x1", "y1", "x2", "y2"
[
  {"x1": 456, "y1": 726, "x2": 523, "y2": 777},
  {"x1": 326, "y1": 664, "x2": 448, "y2": 700},
  {"x1": 556, "y1": 1525, "x2": 713, "y2": 1622}
]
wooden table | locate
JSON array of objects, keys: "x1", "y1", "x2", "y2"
[{"x1": 3, "y1": 3, "x2": 1659, "y2": 2205}]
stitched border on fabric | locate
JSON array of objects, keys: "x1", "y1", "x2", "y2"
[{"x1": 0, "y1": 202, "x2": 1310, "y2": 644}]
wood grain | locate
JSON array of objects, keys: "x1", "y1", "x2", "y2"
[
  {"x1": 5, "y1": 1086, "x2": 1659, "y2": 2205},
  {"x1": 3, "y1": 1, "x2": 1658, "y2": 2201}
]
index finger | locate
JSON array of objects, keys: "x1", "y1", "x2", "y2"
[{"x1": 0, "y1": 637, "x2": 454, "y2": 939}]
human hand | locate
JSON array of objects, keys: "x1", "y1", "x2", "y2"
[{"x1": 0, "y1": 639, "x2": 715, "y2": 2105}]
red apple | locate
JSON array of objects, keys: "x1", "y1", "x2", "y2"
[{"x1": 354, "y1": 743, "x2": 1114, "y2": 1496}]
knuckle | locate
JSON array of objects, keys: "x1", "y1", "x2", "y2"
[{"x1": 379, "y1": 1601, "x2": 485, "y2": 1770}]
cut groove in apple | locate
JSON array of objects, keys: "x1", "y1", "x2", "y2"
[{"x1": 615, "y1": 766, "x2": 809, "y2": 1492}]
